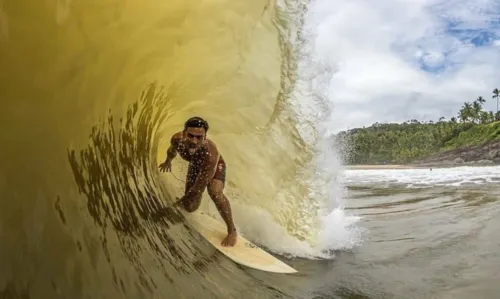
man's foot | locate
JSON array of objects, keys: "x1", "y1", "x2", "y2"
[{"x1": 221, "y1": 231, "x2": 238, "y2": 247}]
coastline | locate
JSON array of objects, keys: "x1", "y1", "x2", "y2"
[
  {"x1": 343, "y1": 164, "x2": 424, "y2": 170},
  {"x1": 343, "y1": 136, "x2": 500, "y2": 171},
  {"x1": 344, "y1": 161, "x2": 500, "y2": 170}
]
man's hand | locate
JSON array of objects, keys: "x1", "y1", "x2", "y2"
[
  {"x1": 221, "y1": 230, "x2": 238, "y2": 247},
  {"x1": 158, "y1": 160, "x2": 172, "y2": 172}
]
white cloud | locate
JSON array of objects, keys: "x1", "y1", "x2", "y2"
[{"x1": 302, "y1": 0, "x2": 500, "y2": 131}]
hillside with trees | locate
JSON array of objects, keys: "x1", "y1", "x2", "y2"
[{"x1": 337, "y1": 88, "x2": 500, "y2": 165}]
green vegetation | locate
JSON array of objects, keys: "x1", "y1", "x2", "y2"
[{"x1": 337, "y1": 88, "x2": 500, "y2": 165}]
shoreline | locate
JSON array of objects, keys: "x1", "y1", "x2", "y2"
[
  {"x1": 343, "y1": 164, "x2": 424, "y2": 170},
  {"x1": 344, "y1": 162, "x2": 500, "y2": 170}
]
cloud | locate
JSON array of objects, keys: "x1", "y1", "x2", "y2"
[{"x1": 302, "y1": 0, "x2": 500, "y2": 131}]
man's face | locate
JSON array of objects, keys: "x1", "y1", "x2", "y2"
[{"x1": 183, "y1": 127, "x2": 206, "y2": 153}]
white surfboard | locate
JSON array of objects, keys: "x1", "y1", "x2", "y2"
[{"x1": 183, "y1": 210, "x2": 298, "y2": 274}]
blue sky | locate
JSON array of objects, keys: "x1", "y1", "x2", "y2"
[{"x1": 301, "y1": 0, "x2": 500, "y2": 131}]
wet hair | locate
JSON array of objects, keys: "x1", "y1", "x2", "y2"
[{"x1": 184, "y1": 116, "x2": 209, "y2": 133}]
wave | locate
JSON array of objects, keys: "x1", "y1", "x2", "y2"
[{"x1": 0, "y1": 0, "x2": 362, "y2": 298}]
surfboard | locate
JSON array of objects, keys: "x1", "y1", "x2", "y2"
[{"x1": 183, "y1": 210, "x2": 298, "y2": 274}]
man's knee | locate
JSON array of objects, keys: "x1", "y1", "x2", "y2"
[
  {"x1": 207, "y1": 181, "x2": 224, "y2": 201},
  {"x1": 207, "y1": 187, "x2": 221, "y2": 200},
  {"x1": 183, "y1": 197, "x2": 201, "y2": 212}
]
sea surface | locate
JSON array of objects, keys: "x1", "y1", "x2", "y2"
[
  {"x1": 1, "y1": 0, "x2": 499, "y2": 298},
  {"x1": 342, "y1": 166, "x2": 500, "y2": 299}
]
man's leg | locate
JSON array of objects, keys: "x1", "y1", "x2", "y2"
[
  {"x1": 182, "y1": 163, "x2": 202, "y2": 212},
  {"x1": 207, "y1": 180, "x2": 236, "y2": 234}
]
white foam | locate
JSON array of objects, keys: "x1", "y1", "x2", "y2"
[
  {"x1": 271, "y1": 0, "x2": 365, "y2": 257},
  {"x1": 342, "y1": 166, "x2": 500, "y2": 187},
  {"x1": 205, "y1": 202, "x2": 362, "y2": 259}
]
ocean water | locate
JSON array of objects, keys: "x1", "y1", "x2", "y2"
[
  {"x1": 1, "y1": 0, "x2": 499, "y2": 298},
  {"x1": 341, "y1": 166, "x2": 500, "y2": 299}
]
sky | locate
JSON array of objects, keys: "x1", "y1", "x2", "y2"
[{"x1": 303, "y1": 0, "x2": 500, "y2": 132}]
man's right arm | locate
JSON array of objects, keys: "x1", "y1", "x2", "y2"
[{"x1": 164, "y1": 134, "x2": 179, "y2": 162}]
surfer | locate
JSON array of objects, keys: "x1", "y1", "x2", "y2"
[{"x1": 158, "y1": 116, "x2": 238, "y2": 247}]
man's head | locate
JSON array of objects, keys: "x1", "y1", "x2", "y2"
[{"x1": 183, "y1": 116, "x2": 209, "y2": 151}]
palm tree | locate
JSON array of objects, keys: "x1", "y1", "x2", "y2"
[
  {"x1": 472, "y1": 100, "x2": 482, "y2": 123},
  {"x1": 459, "y1": 102, "x2": 473, "y2": 122},
  {"x1": 493, "y1": 89, "x2": 500, "y2": 120},
  {"x1": 480, "y1": 111, "x2": 490, "y2": 124},
  {"x1": 477, "y1": 96, "x2": 485, "y2": 105}
]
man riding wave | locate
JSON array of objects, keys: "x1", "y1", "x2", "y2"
[{"x1": 158, "y1": 117, "x2": 238, "y2": 247}]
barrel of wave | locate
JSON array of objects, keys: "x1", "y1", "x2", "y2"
[{"x1": 149, "y1": 0, "x2": 319, "y2": 248}]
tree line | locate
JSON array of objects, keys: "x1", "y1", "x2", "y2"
[{"x1": 337, "y1": 88, "x2": 500, "y2": 164}]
